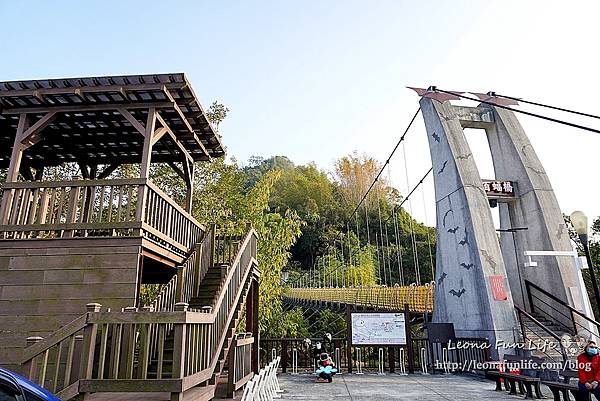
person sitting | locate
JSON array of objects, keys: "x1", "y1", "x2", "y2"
[{"x1": 578, "y1": 341, "x2": 600, "y2": 400}]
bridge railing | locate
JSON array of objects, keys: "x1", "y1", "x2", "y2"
[
  {"x1": 261, "y1": 337, "x2": 490, "y2": 373},
  {"x1": 285, "y1": 284, "x2": 435, "y2": 313}
]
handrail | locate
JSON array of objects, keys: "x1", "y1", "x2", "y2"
[
  {"x1": 0, "y1": 178, "x2": 204, "y2": 257},
  {"x1": 145, "y1": 180, "x2": 204, "y2": 230},
  {"x1": 211, "y1": 229, "x2": 257, "y2": 311},
  {"x1": 515, "y1": 305, "x2": 569, "y2": 364},
  {"x1": 525, "y1": 279, "x2": 600, "y2": 332},
  {"x1": 515, "y1": 305, "x2": 562, "y2": 342},
  {"x1": 20, "y1": 226, "x2": 259, "y2": 398}
]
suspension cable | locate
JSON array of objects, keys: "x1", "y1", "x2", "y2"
[
  {"x1": 433, "y1": 88, "x2": 600, "y2": 135},
  {"x1": 401, "y1": 141, "x2": 421, "y2": 285},
  {"x1": 420, "y1": 177, "x2": 435, "y2": 280},
  {"x1": 492, "y1": 92, "x2": 600, "y2": 121},
  {"x1": 349, "y1": 107, "x2": 421, "y2": 217}
]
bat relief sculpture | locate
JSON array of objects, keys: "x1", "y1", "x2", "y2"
[{"x1": 449, "y1": 288, "x2": 466, "y2": 298}]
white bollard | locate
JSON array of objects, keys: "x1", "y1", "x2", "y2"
[
  {"x1": 355, "y1": 347, "x2": 363, "y2": 375},
  {"x1": 335, "y1": 347, "x2": 342, "y2": 374},
  {"x1": 378, "y1": 348, "x2": 385, "y2": 375},
  {"x1": 272, "y1": 348, "x2": 277, "y2": 361},
  {"x1": 292, "y1": 348, "x2": 298, "y2": 374},
  {"x1": 442, "y1": 347, "x2": 450, "y2": 374},
  {"x1": 398, "y1": 348, "x2": 407, "y2": 375},
  {"x1": 420, "y1": 347, "x2": 429, "y2": 375}
]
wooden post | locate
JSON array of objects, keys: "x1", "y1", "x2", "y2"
[
  {"x1": 23, "y1": 336, "x2": 44, "y2": 381},
  {"x1": 346, "y1": 304, "x2": 353, "y2": 373},
  {"x1": 171, "y1": 302, "x2": 188, "y2": 401},
  {"x1": 389, "y1": 346, "x2": 396, "y2": 373},
  {"x1": 281, "y1": 339, "x2": 288, "y2": 373},
  {"x1": 79, "y1": 303, "x2": 102, "y2": 380},
  {"x1": 250, "y1": 279, "x2": 259, "y2": 373},
  {"x1": 184, "y1": 160, "x2": 194, "y2": 213},
  {"x1": 0, "y1": 114, "x2": 27, "y2": 224},
  {"x1": 175, "y1": 266, "x2": 185, "y2": 303},
  {"x1": 404, "y1": 303, "x2": 414, "y2": 374},
  {"x1": 135, "y1": 107, "x2": 156, "y2": 227},
  {"x1": 226, "y1": 335, "x2": 238, "y2": 398},
  {"x1": 209, "y1": 224, "x2": 217, "y2": 268}
]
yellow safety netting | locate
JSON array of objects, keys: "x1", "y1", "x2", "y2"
[{"x1": 285, "y1": 284, "x2": 434, "y2": 313}]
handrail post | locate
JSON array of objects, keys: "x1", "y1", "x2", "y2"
[
  {"x1": 172, "y1": 303, "x2": 189, "y2": 380},
  {"x1": 23, "y1": 336, "x2": 44, "y2": 382},
  {"x1": 79, "y1": 303, "x2": 102, "y2": 381},
  {"x1": 281, "y1": 339, "x2": 288, "y2": 373},
  {"x1": 525, "y1": 280, "x2": 534, "y2": 313},
  {"x1": 210, "y1": 224, "x2": 217, "y2": 268},
  {"x1": 175, "y1": 265, "x2": 185, "y2": 303},
  {"x1": 226, "y1": 335, "x2": 238, "y2": 398}
]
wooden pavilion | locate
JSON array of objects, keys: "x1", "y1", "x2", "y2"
[{"x1": 0, "y1": 74, "x2": 259, "y2": 401}]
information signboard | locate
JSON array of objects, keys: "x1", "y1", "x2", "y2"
[{"x1": 350, "y1": 312, "x2": 407, "y2": 345}]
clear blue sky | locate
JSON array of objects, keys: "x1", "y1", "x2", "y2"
[
  {"x1": 2, "y1": 1, "x2": 600, "y2": 222},
  {"x1": 0, "y1": 1, "x2": 478, "y2": 165}
]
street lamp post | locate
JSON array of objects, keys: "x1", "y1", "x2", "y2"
[
  {"x1": 571, "y1": 211, "x2": 600, "y2": 311},
  {"x1": 497, "y1": 227, "x2": 528, "y2": 307}
]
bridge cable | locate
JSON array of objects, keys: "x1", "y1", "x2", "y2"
[
  {"x1": 385, "y1": 165, "x2": 404, "y2": 285},
  {"x1": 293, "y1": 166, "x2": 433, "y2": 291},
  {"x1": 401, "y1": 140, "x2": 422, "y2": 285},
  {"x1": 376, "y1": 189, "x2": 389, "y2": 286},
  {"x1": 492, "y1": 92, "x2": 600, "y2": 121},
  {"x1": 387, "y1": 164, "x2": 404, "y2": 285},
  {"x1": 434, "y1": 88, "x2": 600, "y2": 135},
  {"x1": 348, "y1": 107, "x2": 421, "y2": 217},
  {"x1": 289, "y1": 107, "x2": 421, "y2": 289},
  {"x1": 420, "y1": 176, "x2": 435, "y2": 280}
]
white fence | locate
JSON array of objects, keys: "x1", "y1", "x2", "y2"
[{"x1": 241, "y1": 356, "x2": 283, "y2": 401}]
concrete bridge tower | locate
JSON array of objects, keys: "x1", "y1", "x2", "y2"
[{"x1": 419, "y1": 95, "x2": 582, "y2": 353}]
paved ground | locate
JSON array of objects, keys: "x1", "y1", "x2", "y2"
[{"x1": 278, "y1": 373, "x2": 517, "y2": 401}]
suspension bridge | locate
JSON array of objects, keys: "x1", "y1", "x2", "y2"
[{"x1": 284, "y1": 86, "x2": 600, "y2": 362}]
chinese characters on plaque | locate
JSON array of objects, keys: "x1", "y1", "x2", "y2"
[
  {"x1": 489, "y1": 275, "x2": 508, "y2": 301},
  {"x1": 482, "y1": 180, "x2": 515, "y2": 197}
]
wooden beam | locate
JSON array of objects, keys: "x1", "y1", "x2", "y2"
[
  {"x1": 0, "y1": 114, "x2": 28, "y2": 225},
  {"x1": 2, "y1": 101, "x2": 175, "y2": 115},
  {"x1": 0, "y1": 83, "x2": 167, "y2": 98},
  {"x1": 151, "y1": 127, "x2": 168, "y2": 146},
  {"x1": 155, "y1": 113, "x2": 194, "y2": 164},
  {"x1": 163, "y1": 90, "x2": 212, "y2": 160},
  {"x1": 184, "y1": 161, "x2": 194, "y2": 213},
  {"x1": 97, "y1": 163, "x2": 120, "y2": 179},
  {"x1": 163, "y1": 89, "x2": 196, "y2": 134},
  {"x1": 117, "y1": 108, "x2": 146, "y2": 136},
  {"x1": 167, "y1": 161, "x2": 186, "y2": 182},
  {"x1": 19, "y1": 112, "x2": 57, "y2": 149},
  {"x1": 140, "y1": 107, "x2": 156, "y2": 180},
  {"x1": 6, "y1": 114, "x2": 28, "y2": 182}
]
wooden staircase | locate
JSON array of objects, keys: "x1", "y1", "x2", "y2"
[{"x1": 19, "y1": 226, "x2": 259, "y2": 401}]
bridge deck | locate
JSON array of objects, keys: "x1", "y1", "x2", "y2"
[
  {"x1": 285, "y1": 285, "x2": 434, "y2": 313},
  {"x1": 279, "y1": 373, "x2": 518, "y2": 401}
]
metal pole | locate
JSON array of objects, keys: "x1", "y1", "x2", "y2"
[{"x1": 581, "y1": 234, "x2": 600, "y2": 311}]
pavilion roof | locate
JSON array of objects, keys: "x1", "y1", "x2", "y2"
[{"x1": 0, "y1": 73, "x2": 225, "y2": 168}]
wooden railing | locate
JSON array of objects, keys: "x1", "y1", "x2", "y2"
[
  {"x1": 227, "y1": 333, "x2": 254, "y2": 398},
  {"x1": 0, "y1": 178, "x2": 204, "y2": 257},
  {"x1": 285, "y1": 283, "x2": 435, "y2": 313},
  {"x1": 21, "y1": 227, "x2": 259, "y2": 400}
]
